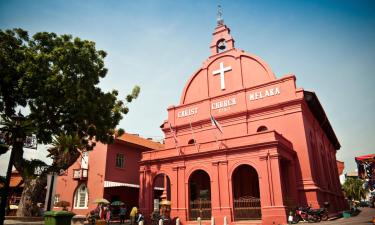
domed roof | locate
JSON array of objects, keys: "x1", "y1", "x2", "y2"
[{"x1": 180, "y1": 24, "x2": 276, "y2": 105}]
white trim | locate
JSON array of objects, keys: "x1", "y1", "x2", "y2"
[
  {"x1": 74, "y1": 183, "x2": 88, "y2": 209},
  {"x1": 104, "y1": 180, "x2": 164, "y2": 190},
  {"x1": 104, "y1": 181, "x2": 139, "y2": 188}
]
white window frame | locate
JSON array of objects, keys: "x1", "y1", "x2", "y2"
[
  {"x1": 116, "y1": 153, "x2": 125, "y2": 168},
  {"x1": 81, "y1": 151, "x2": 89, "y2": 169},
  {"x1": 73, "y1": 184, "x2": 88, "y2": 209}
]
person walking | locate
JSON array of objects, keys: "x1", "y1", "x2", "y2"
[
  {"x1": 136, "y1": 211, "x2": 144, "y2": 225},
  {"x1": 105, "y1": 207, "x2": 111, "y2": 225},
  {"x1": 130, "y1": 206, "x2": 138, "y2": 225},
  {"x1": 99, "y1": 204, "x2": 105, "y2": 220},
  {"x1": 119, "y1": 205, "x2": 127, "y2": 224}
]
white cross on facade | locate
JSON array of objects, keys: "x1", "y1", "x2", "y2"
[{"x1": 212, "y1": 62, "x2": 232, "y2": 90}]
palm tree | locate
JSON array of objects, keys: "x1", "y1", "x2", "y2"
[{"x1": 342, "y1": 177, "x2": 368, "y2": 201}]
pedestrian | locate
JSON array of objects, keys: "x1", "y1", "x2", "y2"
[
  {"x1": 99, "y1": 204, "x2": 105, "y2": 220},
  {"x1": 130, "y1": 206, "x2": 138, "y2": 225},
  {"x1": 87, "y1": 210, "x2": 97, "y2": 225},
  {"x1": 136, "y1": 211, "x2": 144, "y2": 225},
  {"x1": 105, "y1": 206, "x2": 111, "y2": 225},
  {"x1": 37, "y1": 203, "x2": 44, "y2": 216},
  {"x1": 119, "y1": 205, "x2": 127, "y2": 224}
]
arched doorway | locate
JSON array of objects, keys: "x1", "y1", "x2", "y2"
[
  {"x1": 232, "y1": 165, "x2": 261, "y2": 220},
  {"x1": 188, "y1": 170, "x2": 211, "y2": 220},
  {"x1": 153, "y1": 173, "x2": 171, "y2": 211}
]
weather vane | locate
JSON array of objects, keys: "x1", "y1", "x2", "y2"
[{"x1": 217, "y1": 4, "x2": 224, "y2": 25}]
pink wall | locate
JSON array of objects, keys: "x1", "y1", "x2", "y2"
[
  {"x1": 140, "y1": 22, "x2": 346, "y2": 225},
  {"x1": 55, "y1": 142, "x2": 108, "y2": 215},
  {"x1": 55, "y1": 138, "x2": 152, "y2": 216},
  {"x1": 105, "y1": 141, "x2": 144, "y2": 185}
]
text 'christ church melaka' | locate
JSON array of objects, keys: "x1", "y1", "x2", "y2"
[{"x1": 139, "y1": 18, "x2": 346, "y2": 225}]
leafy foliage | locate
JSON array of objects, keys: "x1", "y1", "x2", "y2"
[
  {"x1": 342, "y1": 177, "x2": 368, "y2": 201},
  {"x1": 0, "y1": 28, "x2": 140, "y2": 216},
  {"x1": 0, "y1": 29, "x2": 29, "y2": 116}
]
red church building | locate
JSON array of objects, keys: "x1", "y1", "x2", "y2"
[
  {"x1": 54, "y1": 133, "x2": 163, "y2": 215},
  {"x1": 139, "y1": 19, "x2": 346, "y2": 225}
]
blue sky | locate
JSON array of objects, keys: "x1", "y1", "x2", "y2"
[{"x1": 0, "y1": 0, "x2": 374, "y2": 177}]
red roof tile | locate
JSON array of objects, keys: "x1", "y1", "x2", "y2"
[{"x1": 116, "y1": 133, "x2": 164, "y2": 150}]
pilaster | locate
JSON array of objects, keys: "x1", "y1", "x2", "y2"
[
  {"x1": 211, "y1": 161, "x2": 232, "y2": 225},
  {"x1": 259, "y1": 152, "x2": 287, "y2": 225},
  {"x1": 171, "y1": 166, "x2": 187, "y2": 223}
]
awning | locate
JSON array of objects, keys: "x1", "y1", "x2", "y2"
[
  {"x1": 355, "y1": 154, "x2": 375, "y2": 162},
  {"x1": 104, "y1": 181, "x2": 139, "y2": 188},
  {"x1": 104, "y1": 180, "x2": 164, "y2": 190}
]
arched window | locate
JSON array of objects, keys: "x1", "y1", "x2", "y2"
[
  {"x1": 74, "y1": 184, "x2": 88, "y2": 208},
  {"x1": 256, "y1": 126, "x2": 268, "y2": 132},
  {"x1": 188, "y1": 139, "x2": 196, "y2": 145}
]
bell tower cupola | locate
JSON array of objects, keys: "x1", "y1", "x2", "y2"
[{"x1": 210, "y1": 5, "x2": 235, "y2": 55}]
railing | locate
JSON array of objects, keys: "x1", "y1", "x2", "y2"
[
  {"x1": 189, "y1": 199, "x2": 211, "y2": 220},
  {"x1": 233, "y1": 196, "x2": 261, "y2": 220}
]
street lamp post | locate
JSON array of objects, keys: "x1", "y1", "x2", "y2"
[{"x1": 0, "y1": 113, "x2": 25, "y2": 225}]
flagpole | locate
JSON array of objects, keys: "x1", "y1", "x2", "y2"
[
  {"x1": 212, "y1": 128, "x2": 220, "y2": 148},
  {"x1": 189, "y1": 115, "x2": 199, "y2": 152},
  {"x1": 173, "y1": 135, "x2": 180, "y2": 156},
  {"x1": 169, "y1": 122, "x2": 181, "y2": 155},
  {"x1": 175, "y1": 142, "x2": 181, "y2": 155},
  {"x1": 210, "y1": 114, "x2": 221, "y2": 148}
]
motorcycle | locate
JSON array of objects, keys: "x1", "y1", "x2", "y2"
[
  {"x1": 311, "y1": 207, "x2": 328, "y2": 221},
  {"x1": 291, "y1": 206, "x2": 319, "y2": 223}
]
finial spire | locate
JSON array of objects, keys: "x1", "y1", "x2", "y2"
[{"x1": 217, "y1": 5, "x2": 224, "y2": 25}]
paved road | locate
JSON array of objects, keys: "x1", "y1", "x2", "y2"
[
  {"x1": 4, "y1": 208, "x2": 375, "y2": 224},
  {"x1": 319, "y1": 207, "x2": 375, "y2": 225}
]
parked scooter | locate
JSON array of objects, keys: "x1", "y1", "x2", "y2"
[
  {"x1": 320, "y1": 202, "x2": 330, "y2": 221},
  {"x1": 291, "y1": 206, "x2": 319, "y2": 223},
  {"x1": 310, "y1": 207, "x2": 328, "y2": 221},
  {"x1": 290, "y1": 202, "x2": 329, "y2": 223}
]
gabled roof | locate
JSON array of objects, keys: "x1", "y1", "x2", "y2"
[
  {"x1": 116, "y1": 133, "x2": 164, "y2": 150},
  {"x1": 304, "y1": 91, "x2": 341, "y2": 150}
]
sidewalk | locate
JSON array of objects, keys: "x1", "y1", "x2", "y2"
[
  {"x1": 319, "y1": 207, "x2": 375, "y2": 225},
  {"x1": 4, "y1": 219, "x2": 130, "y2": 225},
  {"x1": 4, "y1": 220, "x2": 44, "y2": 225}
]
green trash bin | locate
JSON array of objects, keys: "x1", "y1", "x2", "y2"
[
  {"x1": 44, "y1": 210, "x2": 75, "y2": 225},
  {"x1": 342, "y1": 211, "x2": 351, "y2": 218}
]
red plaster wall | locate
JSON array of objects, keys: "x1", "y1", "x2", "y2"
[
  {"x1": 55, "y1": 142, "x2": 108, "y2": 215},
  {"x1": 140, "y1": 23, "x2": 346, "y2": 225},
  {"x1": 105, "y1": 141, "x2": 144, "y2": 185}
]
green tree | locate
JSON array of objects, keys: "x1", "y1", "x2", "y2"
[
  {"x1": 342, "y1": 177, "x2": 368, "y2": 201},
  {"x1": 0, "y1": 28, "x2": 140, "y2": 216}
]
